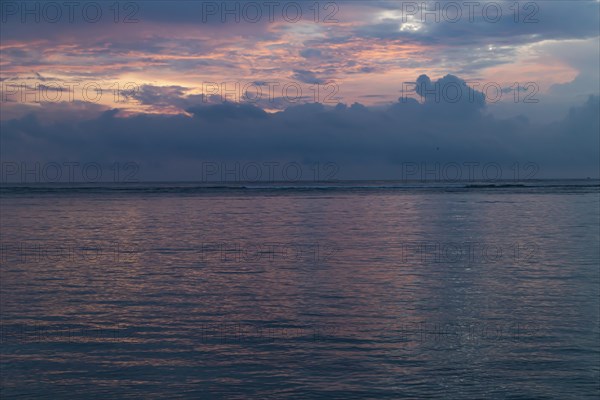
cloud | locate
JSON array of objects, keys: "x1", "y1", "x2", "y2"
[
  {"x1": 2, "y1": 74, "x2": 598, "y2": 180},
  {"x1": 1, "y1": 1, "x2": 597, "y2": 113},
  {"x1": 187, "y1": 102, "x2": 268, "y2": 121},
  {"x1": 415, "y1": 74, "x2": 486, "y2": 115},
  {"x1": 300, "y1": 48, "x2": 322, "y2": 59},
  {"x1": 130, "y1": 85, "x2": 188, "y2": 106},
  {"x1": 291, "y1": 69, "x2": 327, "y2": 84}
]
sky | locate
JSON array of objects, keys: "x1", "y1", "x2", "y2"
[{"x1": 1, "y1": 0, "x2": 599, "y2": 180}]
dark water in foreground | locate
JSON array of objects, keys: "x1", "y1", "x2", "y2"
[{"x1": 1, "y1": 181, "x2": 599, "y2": 398}]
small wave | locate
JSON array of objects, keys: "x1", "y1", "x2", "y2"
[
  {"x1": 1, "y1": 181, "x2": 598, "y2": 195},
  {"x1": 464, "y1": 184, "x2": 527, "y2": 188}
]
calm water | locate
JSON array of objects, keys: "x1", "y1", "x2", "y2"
[{"x1": 1, "y1": 181, "x2": 599, "y2": 399}]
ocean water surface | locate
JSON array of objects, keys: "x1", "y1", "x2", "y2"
[{"x1": 1, "y1": 180, "x2": 599, "y2": 398}]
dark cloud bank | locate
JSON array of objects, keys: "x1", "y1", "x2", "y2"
[{"x1": 1, "y1": 75, "x2": 599, "y2": 181}]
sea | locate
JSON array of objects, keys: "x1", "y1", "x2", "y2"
[{"x1": 1, "y1": 180, "x2": 599, "y2": 398}]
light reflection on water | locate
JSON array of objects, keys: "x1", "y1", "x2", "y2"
[{"x1": 1, "y1": 184, "x2": 599, "y2": 398}]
